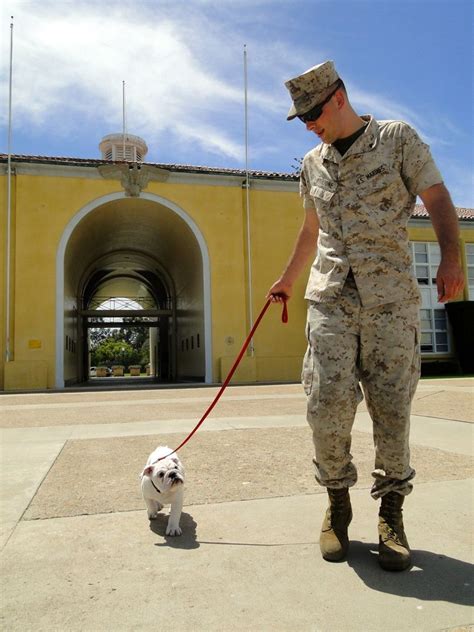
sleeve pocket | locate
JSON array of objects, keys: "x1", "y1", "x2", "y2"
[
  {"x1": 310, "y1": 185, "x2": 335, "y2": 202},
  {"x1": 301, "y1": 323, "x2": 314, "y2": 396}
]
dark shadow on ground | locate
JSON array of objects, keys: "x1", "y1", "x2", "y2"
[
  {"x1": 347, "y1": 540, "x2": 474, "y2": 606},
  {"x1": 150, "y1": 511, "x2": 199, "y2": 549}
]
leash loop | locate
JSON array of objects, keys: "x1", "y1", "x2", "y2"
[{"x1": 156, "y1": 297, "x2": 288, "y2": 461}]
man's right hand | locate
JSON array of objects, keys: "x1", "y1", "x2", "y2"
[{"x1": 266, "y1": 278, "x2": 292, "y2": 303}]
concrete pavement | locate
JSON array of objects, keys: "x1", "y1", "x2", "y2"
[{"x1": 1, "y1": 378, "x2": 473, "y2": 631}]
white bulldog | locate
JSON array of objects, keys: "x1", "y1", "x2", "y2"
[{"x1": 140, "y1": 446, "x2": 185, "y2": 536}]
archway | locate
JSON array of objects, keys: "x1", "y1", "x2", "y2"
[
  {"x1": 55, "y1": 192, "x2": 212, "y2": 388},
  {"x1": 82, "y1": 264, "x2": 173, "y2": 383}
]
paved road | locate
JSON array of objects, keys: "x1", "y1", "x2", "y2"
[{"x1": 1, "y1": 378, "x2": 473, "y2": 631}]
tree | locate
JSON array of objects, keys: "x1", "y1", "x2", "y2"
[
  {"x1": 115, "y1": 319, "x2": 148, "y2": 349},
  {"x1": 89, "y1": 326, "x2": 116, "y2": 349},
  {"x1": 292, "y1": 157, "x2": 303, "y2": 175},
  {"x1": 91, "y1": 339, "x2": 141, "y2": 369},
  {"x1": 140, "y1": 337, "x2": 150, "y2": 366}
]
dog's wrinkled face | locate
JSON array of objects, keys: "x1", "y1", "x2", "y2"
[{"x1": 142, "y1": 455, "x2": 185, "y2": 494}]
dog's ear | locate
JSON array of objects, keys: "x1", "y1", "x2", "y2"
[
  {"x1": 171, "y1": 457, "x2": 179, "y2": 465},
  {"x1": 142, "y1": 465, "x2": 154, "y2": 476}
]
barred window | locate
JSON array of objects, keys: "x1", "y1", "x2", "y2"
[
  {"x1": 410, "y1": 242, "x2": 450, "y2": 354},
  {"x1": 465, "y1": 243, "x2": 474, "y2": 300}
]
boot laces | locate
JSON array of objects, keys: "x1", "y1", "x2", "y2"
[
  {"x1": 380, "y1": 494, "x2": 405, "y2": 544},
  {"x1": 328, "y1": 489, "x2": 349, "y2": 524},
  {"x1": 381, "y1": 522, "x2": 403, "y2": 545}
]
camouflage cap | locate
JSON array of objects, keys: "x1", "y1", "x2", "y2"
[{"x1": 285, "y1": 60, "x2": 340, "y2": 121}]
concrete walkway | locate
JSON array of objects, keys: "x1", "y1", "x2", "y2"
[{"x1": 1, "y1": 378, "x2": 473, "y2": 631}]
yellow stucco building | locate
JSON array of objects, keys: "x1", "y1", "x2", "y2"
[{"x1": 1, "y1": 136, "x2": 473, "y2": 391}]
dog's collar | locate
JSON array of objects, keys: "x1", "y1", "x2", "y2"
[{"x1": 149, "y1": 478, "x2": 161, "y2": 494}]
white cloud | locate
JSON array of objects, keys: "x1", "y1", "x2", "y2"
[
  {"x1": 0, "y1": 0, "x2": 467, "y2": 186},
  {"x1": 441, "y1": 161, "x2": 474, "y2": 208},
  {"x1": 0, "y1": 5, "x2": 226, "y2": 151},
  {"x1": 173, "y1": 121, "x2": 244, "y2": 161},
  {"x1": 348, "y1": 84, "x2": 425, "y2": 129},
  {"x1": 0, "y1": 0, "x2": 299, "y2": 161}
]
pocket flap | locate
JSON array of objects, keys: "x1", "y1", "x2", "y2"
[{"x1": 310, "y1": 185, "x2": 335, "y2": 202}]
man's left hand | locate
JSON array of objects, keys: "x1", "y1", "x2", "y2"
[{"x1": 436, "y1": 259, "x2": 464, "y2": 302}]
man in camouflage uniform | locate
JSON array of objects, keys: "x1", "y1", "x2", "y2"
[{"x1": 268, "y1": 61, "x2": 464, "y2": 571}]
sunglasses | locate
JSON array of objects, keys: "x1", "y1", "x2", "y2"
[{"x1": 297, "y1": 81, "x2": 342, "y2": 123}]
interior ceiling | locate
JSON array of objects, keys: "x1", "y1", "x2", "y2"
[
  {"x1": 64, "y1": 197, "x2": 199, "y2": 302},
  {"x1": 89, "y1": 277, "x2": 155, "y2": 306}
]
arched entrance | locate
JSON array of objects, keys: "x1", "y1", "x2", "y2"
[
  {"x1": 81, "y1": 256, "x2": 174, "y2": 383},
  {"x1": 55, "y1": 192, "x2": 212, "y2": 388}
]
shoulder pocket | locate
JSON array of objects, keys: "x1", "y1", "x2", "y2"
[{"x1": 310, "y1": 184, "x2": 336, "y2": 202}]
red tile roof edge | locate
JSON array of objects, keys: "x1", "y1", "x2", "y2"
[
  {"x1": 0, "y1": 153, "x2": 296, "y2": 181},
  {"x1": 1, "y1": 153, "x2": 472, "y2": 219}
]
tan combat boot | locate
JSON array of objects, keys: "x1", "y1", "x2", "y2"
[
  {"x1": 378, "y1": 491, "x2": 411, "y2": 571},
  {"x1": 320, "y1": 488, "x2": 352, "y2": 562}
]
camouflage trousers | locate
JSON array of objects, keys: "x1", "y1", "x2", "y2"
[{"x1": 302, "y1": 275, "x2": 420, "y2": 499}]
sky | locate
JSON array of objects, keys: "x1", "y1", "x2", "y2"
[{"x1": 1, "y1": 0, "x2": 473, "y2": 206}]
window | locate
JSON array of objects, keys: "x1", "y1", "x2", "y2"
[
  {"x1": 418, "y1": 308, "x2": 449, "y2": 353},
  {"x1": 465, "y1": 243, "x2": 474, "y2": 300},
  {"x1": 410, "y1": 242, "x2": 450, "y2": 354},
  {"x1": 412, "y1": 242, "x2": 439, "y2": 285}
]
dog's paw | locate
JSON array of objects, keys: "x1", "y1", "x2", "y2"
[
  {"x1": 147, "y1": 512, "x2": 159, "y2": 520},
  {"x1": 166, "y1": 523, "x2": 182, "y2": 536}
]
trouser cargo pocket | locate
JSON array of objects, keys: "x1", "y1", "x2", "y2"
[{"x1": 301, "y1": 323, "x2": 314, "y2": 396}]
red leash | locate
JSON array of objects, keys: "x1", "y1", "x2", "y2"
[{"x1": 155, "y1": 297, "x2": 288, "y2": 461}]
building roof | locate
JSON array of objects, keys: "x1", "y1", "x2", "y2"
[
  {"x1": 413, "y1": 204, "x2": 473, "y2": 221},
  {"x1": 0, "y1": 153, "x2": 296, "y2": 181},
  {"x1": 1, "y1": 153, "x2": 473, "y2": 220}
]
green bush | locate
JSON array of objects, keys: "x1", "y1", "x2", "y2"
[{"x1": 91, "y1": 339, "x2": 141, "y2": 370}]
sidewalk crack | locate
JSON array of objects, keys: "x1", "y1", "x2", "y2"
[{"x1": 1, "y1": 439, "x2": 69, "y2": 551}]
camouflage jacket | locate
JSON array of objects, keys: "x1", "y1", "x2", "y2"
[{"x1": 300, "y1": 115, "x2": 442, "y2": 307}]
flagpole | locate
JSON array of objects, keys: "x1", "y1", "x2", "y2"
[
  {"x1": 122, "y1": 80, "x2": 126, "y2": 160},
  {"x1": 244, "y1": 44, "x2": 254, "y2": 357},
  {"x1": 5, "y1": 16, "x2": 14, "y2": 362}
]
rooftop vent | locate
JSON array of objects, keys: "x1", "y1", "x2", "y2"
[{"x1": 99, "y1": 133, "x2": 148, "y2": 162}]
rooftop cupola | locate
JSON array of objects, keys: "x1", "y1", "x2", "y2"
[{"x1": 99, "y1": 133, "x2": 148, "y2": 162}]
